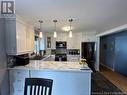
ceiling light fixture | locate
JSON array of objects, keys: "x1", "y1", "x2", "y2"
[
  {"x1": 69, "y1": 30, "x2": 72, "y2": 38},
  {"x1": 62, "y1": 26, "x2": 70, "y2": 31},
  {"x1": 62, "y1": 26, "x2": 74, "y2": 32},
  {"x1": 53, "y1": 20, "x2": 57, "y2": 38},
  {"x1": 69, "y1": 19, "x2": 73, "y2": 38},
  {"x1": 39, "y1": 20, "x2": 43, "y2": 38}
]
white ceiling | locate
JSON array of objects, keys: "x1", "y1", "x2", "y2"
[{"x1": 15, "y1": 0, "x2": 127, "y2": 33}]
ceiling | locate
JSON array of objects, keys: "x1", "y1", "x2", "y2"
[{"x1": 15, "y1": 0, "x2": 127, "y2": 33}]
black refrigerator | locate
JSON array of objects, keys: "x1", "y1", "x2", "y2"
[{"x1": 81, "y1": 42, "x2": 96, "y2": 72}]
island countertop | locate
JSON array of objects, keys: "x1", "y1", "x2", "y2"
[
  {"x1": 8, "y1": 60, "x2": 92, "y2": 95},
  {"x1": 8, "y1": 60, "x2": 91, "y2": 72}
]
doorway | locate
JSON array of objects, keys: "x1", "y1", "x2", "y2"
[{"x1": 114, "y1": 36, "x2": 127, "y2": 76}]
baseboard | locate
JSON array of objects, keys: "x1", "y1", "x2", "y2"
[{"x1": 100, "y1": 63, "x2": 114, "y2": 71}]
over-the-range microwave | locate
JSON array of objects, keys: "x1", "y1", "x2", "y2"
[{"x1": 56, "y1": 41, "x2": 67, "y2": 48}]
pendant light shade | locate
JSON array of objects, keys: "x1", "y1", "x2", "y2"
[
  {"x1": 39, "y1": 20, "x2": 43, "y2": 38},
  {"x1": 53, "y1": 20, "x2": 57, "y2": 38},
  {"x1": 39, "y1": 32, "x2": 43, "y2": 38},
  {"x1": 69, "y1": 19, "x2": 73, "y2": 38},
  {"x1": 69, "y1": 30, "x2": 72, "y2": 38},
  {"x1": 53, "y1": 31, "x2": 57, "y2": 38}
]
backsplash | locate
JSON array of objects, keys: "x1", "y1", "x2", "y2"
[{"x1": 51, "y1": 49, "x2": 80, "y2": 55}]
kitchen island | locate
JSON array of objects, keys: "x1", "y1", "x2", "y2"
[{"x1": 9, "y1": 60, "x2": 92, "y2": 95}]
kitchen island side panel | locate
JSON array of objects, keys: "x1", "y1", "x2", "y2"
[{"x1": 31, "y1": 70, "x2": 91, "y2": 95}]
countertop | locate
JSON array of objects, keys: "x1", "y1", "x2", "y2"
[{"x1": 8, "y1": 60, "x2": 91, "y2": 72}]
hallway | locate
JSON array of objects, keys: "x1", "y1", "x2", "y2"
[
  {"x1": 100, "y1": 65, "x2": 127, "y2": 93},
  {"x1": 91, "y1": 72, "x2": 122, "y2": 95}
]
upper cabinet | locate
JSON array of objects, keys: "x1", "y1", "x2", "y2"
[
  {"x1": 26, "y1": 25, "x2": 34, "y2": 52},
  {"x1": 16, "y1": 18, "x2": 27, "y2": 53},
  {"x1": 45, "y1": 32, "x2": 97, "y2": 50},
  {"x1": 5, "y1": 16, "x2": 34, "y2": 55},
  {"x1": 45, "y1": 32, "x2": 81, "y2": 49},
  {"x1": 56, "y1": 33, "x2": 67, "y2": 41},
  {"x1": 67, "y1": 32, "x2": 81, "y2": 49},
  {"x1": 46, "y1": 32, "x2": 67, "y2": 50}
]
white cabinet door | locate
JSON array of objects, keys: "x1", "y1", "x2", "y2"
[
  {"x1": 56, "y1": 33, "x2": 67, "y2": 41},
  {"x1": 16, "y1": 20, "x2": 27, "y2": 53},
  {"x1": 67, "y1": 37, "x2": 73, "y2": 49},
  {"x1": 9, "y1": 70, "x2": 29, "y2": 95},
  {"x1": 67, "y1": 33, "x2": 81, "y2": 49},
  {"x1": 74, "y1": 33, "x2": 81, "y2": 49},
  {"x1": 26, "y1": 26, "x2": 34, "y2": 51}
]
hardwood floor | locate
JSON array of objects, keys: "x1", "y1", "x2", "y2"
[
  {"x1": 91, "y1": 72, "x2": 122, "y2": 95},
  {"x1": 100, "y1": 65, "x2": 127, "y2": 93}
]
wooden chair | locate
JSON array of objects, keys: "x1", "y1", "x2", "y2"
[{"x1": 24, "y1": 78, "x2": 53, "y2": 95}]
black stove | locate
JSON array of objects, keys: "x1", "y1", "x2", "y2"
[{"x1": 55, "y1": 54, "x2": 67, "y2": 61}]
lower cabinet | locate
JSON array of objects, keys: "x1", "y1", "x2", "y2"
[{"x1": 9, "y1": 69, "x2": 29, "y2": 95}]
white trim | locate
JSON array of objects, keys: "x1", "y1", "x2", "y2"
[
  {"x1": 95, "y1": 37, "x2": 100, "y2": 71},
  {"x1": 96, "y1": 24, "x2": 127, "y2": 37}
]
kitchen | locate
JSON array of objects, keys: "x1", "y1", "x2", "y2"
[
  {"x1": 1, "y1": 0, "x2": 127, "y2": 95},
  {"x1": 34, "y1": 20, "x2": 96, "y2": 62},
  {"x1": 5, "y1": 16, "x2": 94, "y2": 95}
]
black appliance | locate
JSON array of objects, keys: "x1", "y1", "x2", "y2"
[
  {"x1": 56, "y1": 41, "x2": 67, "y2": 48},
  {"x1": 67, "y1": 49, "x2": 80, "y2": 55},
  {"x1": 55, "y1": 54, "x2": 67, "y2": 61},
  {"x1": 55, "y1": 41, "x2": 67, "y2": 61},
  {"x1": 15, "y1": 54, "x2": 29, "y2": 66},
  {"x1": 55, "y1": 48, "x2": 67, "y2": 54},
  {"x1": 81, "y1": 42, "x2": 96, "y2": 72}
]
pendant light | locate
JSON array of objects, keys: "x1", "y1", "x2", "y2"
[
  {"x1": 69, "y1": 19, "x2": 73, "y2": 38},
  {"x1": 53, "y1": 20, "x2": 57, "y2": 38},
  {"x1": 39, "y1": 20, "x2": 43, "y2": 38}
]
